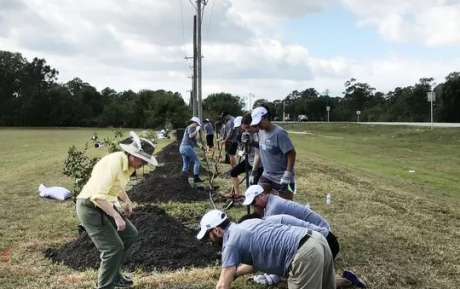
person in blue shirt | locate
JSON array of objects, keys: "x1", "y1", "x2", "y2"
[
  {"x1": 243, "y1": 185, "x2": 339, "y2": 258},
  {"x1": 237, "y1": 212, "x2": 367, "y2": 288},
  {"x1": 197, "y1": 209, "x2": 336, "y2": 289},
  {"x1": 179, "y1": 116, "x2": 204, "y2": 183}
]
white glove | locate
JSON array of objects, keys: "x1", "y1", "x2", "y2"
[
  {"x1": 249, "y1": 274, "x2": 281, "y2": 285},
  {"x1": 196, "y1": 126, "x2": 201, "y2": 132},
  {"x1": 249, "y1": 170, "x2": 258, "y2": 185},
  {"x1": 280, "y1": 170, "x2": 294, "y2": 185}
]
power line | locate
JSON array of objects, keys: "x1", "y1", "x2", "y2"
[
  {"x1": 179, "y1": 0, "x2": 193, "y2": 71},
  {"x1": 204, "y1": 0, "x2": 215, "y2": 41}
]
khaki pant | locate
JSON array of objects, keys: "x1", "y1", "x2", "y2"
[
  {"x1": 288, "y1": 231, "x2": 335, "y2": 289},
  {"x1": 76, "y1": 198, "x2": 138, "y2": 289}
]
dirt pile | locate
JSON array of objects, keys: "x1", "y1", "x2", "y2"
[
  {"x1": 45, "y1": 141, "x2": 220, "y2": 272},
  {"x1": 45, "y1": 205, "x2": 220, "y2": 271}
]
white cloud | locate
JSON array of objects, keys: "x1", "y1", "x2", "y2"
[
  {"x1": 0, "y1": 0, "x2": 459, "y2": 105},
  {"x1": 340, "y1": 0, "x2": 460, "y2": 46}
]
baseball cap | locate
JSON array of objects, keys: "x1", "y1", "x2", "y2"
[
  {"x1": 233, "y1": 116, "x2": 243, "y2": 128},
  {"x1": 190, "y1": 116, "x2": 202, "y2": 127},
  {"x1": 250, "y1": 107, "x2": 268, "y2": 126},
  {"x1": 196, "y1": 209, "x2": 228, "y2": 240},
  {"x1": 242, "y1": 185, "x2": 264, "y2": 205}
]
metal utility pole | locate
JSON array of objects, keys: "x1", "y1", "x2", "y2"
[
  {"x1": 187, "y1": 76, "x2": 196, "y2": 116},
  {"x1": 193, "y1": 15, "x2": 198, "y2": 117},
  {"x1": 196, "y1": 0, "x2": 203, "y2": 121},
  {"x1": 283, "y1": 100, "x2": 286, "y2": 123}
]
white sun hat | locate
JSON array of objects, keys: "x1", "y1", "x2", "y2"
[
  {"x1": 119, "y1": 131, "x2": 158, "y2": 166},
  {"x1": 197, "y1": 209, "x2": 228, "y2": 240},
  {"x1": 242, "y1": 184, "x2": 265, "y2": 205},
  {"x1": 250, "y1": 107, "x2": 269, "y2": 126},
  {"x1": 233, "y1": 116, "x2": 243, "y2": 128},
  {"x1": 191, "y1": 116, "x2": 202, "y2": 127}
]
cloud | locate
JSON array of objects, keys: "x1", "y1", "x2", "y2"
[
  {"x1": 0, "y1": 0, "x2": 459, "y2": 105},
  {"x1": 339, "y1": 0, "x2": 460, "y2": 46}
]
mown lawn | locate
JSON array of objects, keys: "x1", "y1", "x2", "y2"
[{"x1": 0, "y1": 124, "x2": 458, "y2": 289}]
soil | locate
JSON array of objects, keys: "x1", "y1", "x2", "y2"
[
  {"x1": 45, "y1": 141, "x2": 221, "y2": 272},
  {"x1": 128, "y1": 141, "x2": 212, "y2": 204},
  {"x1": 45, "y1": 205, "x2": 220, "y2": 271}
]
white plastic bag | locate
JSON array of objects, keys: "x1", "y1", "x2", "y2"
[{"x1": 38, "y1": 184, "x2": 72, "y2": 201}]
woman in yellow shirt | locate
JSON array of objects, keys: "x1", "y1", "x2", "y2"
[{"x1": 76, "y1": 131, "x2": 157, "y2": 289}]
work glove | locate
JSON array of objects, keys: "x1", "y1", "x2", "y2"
[
  {"x1": 280, "y1": 170, "x2": 294, "y2": 185},
  {"x1": 248, "y1": 274, "x2": 281, "y2": 285},
  {"x1": 249, "y1": 170, "x2": 258, "y2": 185}
]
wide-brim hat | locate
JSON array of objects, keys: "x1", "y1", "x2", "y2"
[
  {"x1": 120, "y1": 131, "x2": 158, "y2": 166},
  {"x1": 191, "y1": 116, "x2": 202, "y2": 127}
]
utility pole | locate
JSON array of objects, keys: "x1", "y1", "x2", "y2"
[
  {"x1": 192, "y1": 15, "x2": 198, "y2": 117},
  {"x1": 196, "y1": 0, "x2": 204, "y2": 121},
  {"x1": 247, "y1": 93, "x2": 254, "y2": 110},
  {"x1": 187, "y1": 76, "x2": 196, "y2": 116}
]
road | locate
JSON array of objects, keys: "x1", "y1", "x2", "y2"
[{"x1": 275, "y1": 121, "x2": 460, "y2": 128}]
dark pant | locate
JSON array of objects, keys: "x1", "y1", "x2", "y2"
[
  {"x1": 76, "y1": 198, "x2": 138, "y2": 289},
  {"x1": 230, "y1": 160, "x2": 263, "y2": 183},
  {"x1": 206, "y1": 134, "x2": 214, "y2": 148},
  {"x1": 326, "y1": 231, "x2": 340, "y2": 260}
]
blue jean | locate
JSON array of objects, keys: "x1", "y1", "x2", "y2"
[{"x1": 179, "y1": 145, "x2": 200, "y2": 175}]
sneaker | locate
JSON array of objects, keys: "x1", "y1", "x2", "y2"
[
  {"x1": 114, "y1": 275, "x2": 134, "y2": 288},
  {"x1": 194, "y1": 177, "x2": 204, "y2": 183},
  {"x1": 342, "y1": 271, "x2": 366, "y2": 288}
]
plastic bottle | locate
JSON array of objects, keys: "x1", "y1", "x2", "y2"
[{"x1": 326, "y1": 193, "x2": 332, "y2": 204}]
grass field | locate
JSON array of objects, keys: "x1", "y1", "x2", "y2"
[{"x1": 0, "y1": 124, "x2": 459, "y2": 289}]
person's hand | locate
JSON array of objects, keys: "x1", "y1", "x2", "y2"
[
  {"x1": 124, "y1": 201, "x2": 133, "y2": 217},
  {"x1": 196, "y1": 126, "x2": 201, "y2": 132},
  {"x1": 280, "y1": 170, "x2": 294, "y2": 185},
  {"x1": 114, "y1": 214, "x2": 126, "y2": 231},
  {"x1": 249, "y1": 170, "x2": 258, "y2": 185}
]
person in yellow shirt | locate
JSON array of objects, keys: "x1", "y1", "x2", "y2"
[{"x1": 76, "y1": 131, "x2": 158, "y2": 289}]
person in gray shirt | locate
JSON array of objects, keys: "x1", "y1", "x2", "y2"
[
  {"x1": 196, "y1": 209, "x2": 336, "y2": 289},
  {"x1": 243, "y1": 184, "x2": 340, "y2": 259},
  {"x1": 237, "y1": 212, "x2": 367, "y2": 288},
  {"x1": 179, "y1": 117, "x2": 203, "y2": 183},
  {"x1": 220, "y1": 111, "x2": 237, "y2": 168},
  {"x1": 226, "y1": 114, "x2": 264, "y2": 199},
  {"x1": 203, "y1": 118, "x2": 214, "y2": 151},
  {"x1": 250, "y1": 105, "x2": 296, "y2": 200}
]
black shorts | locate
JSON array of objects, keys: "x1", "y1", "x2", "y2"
[
  {"x1": 258, "y1": 175, "x2": 296, "y2": 195},
  {"x1": 326, "y1": 231, "x2": 340, "y2": 260},
  {"x1": 230, "y1": 160, "x2": 263, "y2": 181},
  {"x1": 206, "y1": 134, "x2": 214, "y2": 148},
  {"x1": 227, "y1": 141, "x2": 238, "y2": 155}
]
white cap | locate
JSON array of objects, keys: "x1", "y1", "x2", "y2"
[
  {"x1": 233, "y1": 116, "x2": 243, "y2": 128},
  {"x1": 242, "y1": 185, "x2": 264, "y2": 205},
  {"x1": 250, "y1": 107, "x2": 268, "y2": 126},
  {"x1": 191, "y1": 116, "x2": 202, "y2": 127},
  {"x1": 196, "y1": 209, "x2": 228, "y2": 240}
]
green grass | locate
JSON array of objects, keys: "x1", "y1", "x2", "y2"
[{"x1": 0, "y1": 125, "x2": 459, "y2": 289}]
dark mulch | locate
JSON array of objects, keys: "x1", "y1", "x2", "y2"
[{"x1": 44, "y1": 205, "x2": 220, "y2": 272}]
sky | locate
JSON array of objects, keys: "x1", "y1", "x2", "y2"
[{"x1": 1, "y1": 0, "x2": 460, "y2": 105}]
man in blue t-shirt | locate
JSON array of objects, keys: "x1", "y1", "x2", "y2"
[
  {"x1": 197, "y1": 209, "x2": 336, "y2": 289},
  {"x1": 243, "y1": 184, "x2": 340, "y2": 259},
  {"x1": 250, "y1": 105, "x2": 296, "y2": 200}
]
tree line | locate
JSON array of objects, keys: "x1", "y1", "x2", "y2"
[{"x1": 1, "y1": 50, "x2": 460, "y2": 129}]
